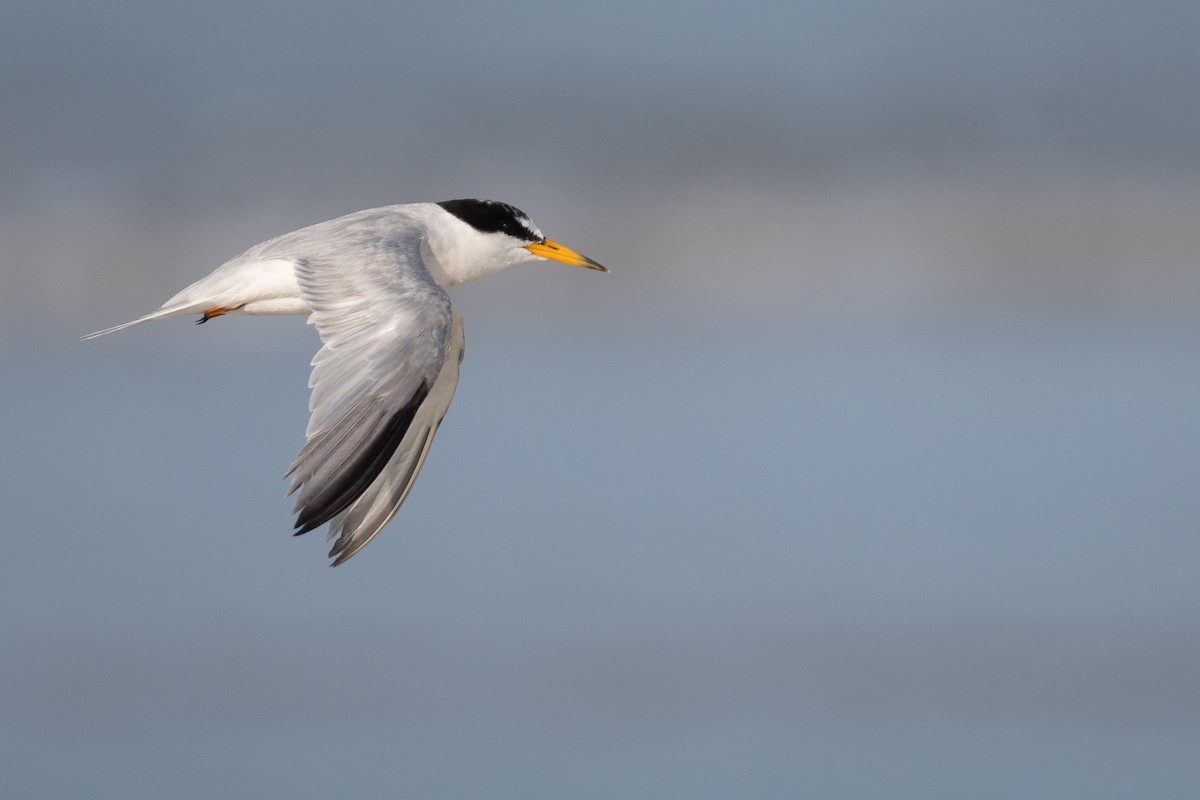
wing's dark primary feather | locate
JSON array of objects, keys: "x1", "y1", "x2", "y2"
[{"x1": 291, "y1": 386, "x2": 429, "y2": 534}]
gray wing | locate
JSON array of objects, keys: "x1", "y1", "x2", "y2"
[{"x1": 285, "y1": 231, "x2": 464, "y2": 565}]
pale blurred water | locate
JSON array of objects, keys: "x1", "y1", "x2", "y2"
[
  {"x1": 2, "y1": 315, "x2": 1197, "y2": 798},
  {"x1": 3, "y1": 0, "x2": 1199, "y2": 796}
]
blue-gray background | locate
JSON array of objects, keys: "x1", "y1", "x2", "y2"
[{"x1": 3, "y1": 1, "x2": 1198, "y2": 797}]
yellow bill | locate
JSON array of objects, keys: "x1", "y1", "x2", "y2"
[{"x1": 524, "y1": 239, "x2": 608, "y2": 272}]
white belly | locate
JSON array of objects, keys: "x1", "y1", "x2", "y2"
[
  {"x1": 163, "y1": 257, "x2": 309, "y2": 316},
  {"x1": 238, "y1": 296, "x2": 311, "y2": 315}
]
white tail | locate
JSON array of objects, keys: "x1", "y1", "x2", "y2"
[{"x1": 81, "y1": 304, "x2": 202, "y2": 340}]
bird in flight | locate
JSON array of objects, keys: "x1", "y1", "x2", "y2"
[{"x1": 85, "y1": 199, "x2": 607, "y2": 565}]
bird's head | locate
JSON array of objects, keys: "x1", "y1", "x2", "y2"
[{"x1": 429, "y1": 198, "x2": 607, "y2": 287}]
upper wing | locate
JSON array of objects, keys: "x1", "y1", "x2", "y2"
[{"x1": 285, "y1": 230, "x2": 462, "y2": 565}]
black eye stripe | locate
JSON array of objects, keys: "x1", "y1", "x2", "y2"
[{"x1": 437, "y1": 199, "x2": 541, "y2": 242}]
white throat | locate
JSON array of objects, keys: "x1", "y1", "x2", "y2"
[{"x1": 420, "y1": 207, "x2": 532, "y2": 288}]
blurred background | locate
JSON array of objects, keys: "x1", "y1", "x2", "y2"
[{"x1": 2, "y1": 1, "x2": 1198, "y2": 797}]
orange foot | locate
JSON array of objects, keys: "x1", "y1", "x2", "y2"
[{"x1": 196, "y1": 305, "x2": 242, "y2": 324}]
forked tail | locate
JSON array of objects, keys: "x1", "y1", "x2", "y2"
[{"x1": 81, "y1": 304, "x2": 202, "y2": 340}]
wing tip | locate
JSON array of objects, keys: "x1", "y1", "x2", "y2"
[
  {"x1": 288, "y1": 384, "x2": 430, "y2": 538},
  {"x1": 327, "y1": 529, "x2": 375, "y2": 566}
]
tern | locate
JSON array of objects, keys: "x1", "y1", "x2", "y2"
[{"x1": 84, "y1": 199, "x2": 607, "y2": 565}]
